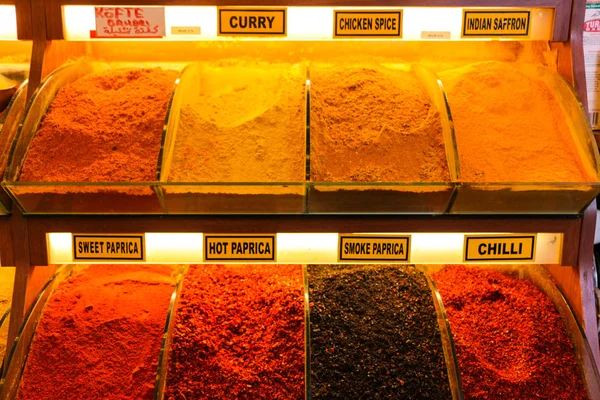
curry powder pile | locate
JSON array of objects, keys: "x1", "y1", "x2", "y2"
[{"x1": 168, "y1": 62, "x2": 305, "y2": 183}]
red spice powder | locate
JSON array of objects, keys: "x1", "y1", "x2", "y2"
[
  {"x1": 165, "y1": 264, "x2": 305, "y2": 400},
  {"x1": 20, "y1": 68, "x2": 178, "y2": 182},
  {"x1": 433, "y1": 265, "x2": 588, "y2": 400},
  {"x1": 17, "y1": 264, "x2": 177, "y2": 400}
]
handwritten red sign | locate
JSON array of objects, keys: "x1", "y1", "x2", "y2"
[{"x1": 92, "y1": 7, "x2": 165, "y2": 38}]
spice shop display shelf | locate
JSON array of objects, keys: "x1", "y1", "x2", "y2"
[
  {"x1": 0, "y1": 81, "x2": 27, "y2": 214},
  {"x1": 2, "y1": 59, "x2": 181, "y2": 214},
  {"x1": 448, "y1": 64, "x2": 600, "y2": 214},
  {"x1": 0, "y1": 265, "x2": 73, "y2": 400},
  {"x1": 426, "y1": 264, "x2": 600, "y2": 400},
  {"x1": 307, "y1": 64, "x2": 459, "y2": 214},
  {"x1": 159, "y1": 62, "x2": 308, "y2": 214}
]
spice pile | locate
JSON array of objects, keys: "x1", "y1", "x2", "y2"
[
  {"x1": 0, "y1": 267, "x2": 15, "y2": 360},
  {"x1": 168, "y1": 62, "x2": 305, "y2": 183},
  {"x1": 20, "y1": 68, "x2": 178, "y2": 182},
  {"x1": 17, "y1": 264, "x2": 177, "y2": 400},
  {"x1": 440, "y1": 61, "x2": 590, "y2": 182},
  {"x1": 310, "y1": 65, "x2": 449, "y2": 182},
  {"x1": 308, "y1": 264, "x2": 451, "y2": 399},
  {"x1": 165, "y1": 264, "x2": 305, "y2": 399},
  {"x1": 433, "y1": 265, "x2": 588, "y2": 399}
]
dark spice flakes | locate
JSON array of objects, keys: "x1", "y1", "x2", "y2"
[{"x1": 308, "y1": 264, "x2": 452, "y2": 399}]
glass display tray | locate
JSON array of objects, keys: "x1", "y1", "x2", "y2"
[
  {"x1": 305, "y1": 265, "x2": 463, "y2": 399},
  {"x1": 2, "y1": 59, "x2": 181, "y2": 214},
  {"x1": 158, "y1": 62, "x2": 307, "y2": 214},
  {"x1": 0, "y1": 265, "x2": 74, "y2": 400},
  {"x1": 307, "y1": 64, "x2": 459, "y2": 214},
  {"x1": 0, "y1": 307, "x2": 11, "y2": 377},
  {"x1": 425, "y1": 264, "x2": 600, "y2": 400},
  {"x1": 0, "y1": 81, "x2": 27, "y2": 214},
  {"x1": 448, "y1": 65, "x2": 600, "y2": 214}
]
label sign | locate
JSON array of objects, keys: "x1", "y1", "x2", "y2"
[
  {"x1": 334, "y1": 10, "x2": 402, "y2": 38},
  {"x1": 464, "y1": 234, "x2": 536, "y2": 262},
  {"x1": 338, "y1": 235, "x2": 410, "y2": 262},
  {"x1": 218, "y1": 8, "x2": 286, "y2": 36},
  {"x1": 204, "y1": 235, "x2": 276, "y2": 262},
  {"x1": 462, "y1": 10, "x2": 530, "y2": 37},
  {"x1": 93, "y1": 7, "x2": 165, "y2": 38},
  {"x1": 73, "y1": 234, "x2": 145, "y2": 261}
]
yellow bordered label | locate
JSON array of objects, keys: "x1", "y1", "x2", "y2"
[
  {"x1": 218, "y1": 8, "x2": 286, "y2": 36},
  {"x1": 333, "y1": 10, "x2": 402, "y2": 38},
  {"x1": 464, "y1": 234, "x2": 536, "y2": 262},
  {"x1": 204, "y1": 234, "x2": 276, "y2": 262},
  {"x1": 462, "y1": 9, "x2": 530, "y2": 38},
  {"x1": 338, "y1": 234, "x2": 410, "y2": 262},
  {"x1": 73, "y1": 234, "x2": 145, "y2": 261}
]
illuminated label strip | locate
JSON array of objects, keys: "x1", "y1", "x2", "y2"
[
  {"x1": 62, "y1": 6, "x2": 554, "y2": 41},
  {"x1": 48, "y1": 232, "x2": 561, "y2": 264}
]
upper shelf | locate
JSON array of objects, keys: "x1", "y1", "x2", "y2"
[{"x1": 1, "y1": 54, "x2": 598, "y2": 215}]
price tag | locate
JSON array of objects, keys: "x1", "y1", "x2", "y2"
[
  {"x1": 92, "y1": 7, "x2": 165, "y2": 38},
  {"x1": 463, "y1": 234, "x2": 536, "y2": 262},
  {"x1": 333, "y1": 10, "x2": 402, "y2": 38},
  {"x1": 204, "y1": 234, "x2": 276, "y2": 262},
  {"x1": 218, "y1": 8, "x2": 286, "y2": 36},
  {"x1": 338, "y1": 234, "x2": 410, "y2": 262},
  {"x1": 73, "y1": 234, "x2": 145, "y2": 261},
  {"x1": 462, "y1": 9, "x2": 530, "y2": 38}
]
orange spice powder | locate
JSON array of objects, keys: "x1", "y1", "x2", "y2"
[
  {"x1": 20, "y1": 68, "x2": 178, "y2": 182},
  {"x1": 310, "y1": 65, "x2": 450, "y2": 182},
  {"x1": 440, "y1": 61, "x2": 591, "y2": 183}
]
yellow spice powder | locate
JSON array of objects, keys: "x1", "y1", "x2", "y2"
[
  {"x1": 310, "y1": 64, "x2": 450, "y2": 182},
  {"x1": 168, "y1": 62, "x2": 306, "y2": 182},
  {"x1": 440, "y1": 61, "x2": 592, "y2": 182}
]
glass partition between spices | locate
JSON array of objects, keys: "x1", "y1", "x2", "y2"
[
  {"x1": 426, "y1": 264, "x2": 600, "y2": 400},
  {"x1": 153, "y1": 268, "x2": 186, "y2": 400},
  {"x1": 0, "y1": 265, "x2": 73, "y2": 400},
  {"x1": 159, "y1": 61, "x2": 307, "y2": 214},
  {"x1": 306, "y1": 264, "x2": 462, "y2": 399},
  {"x1": 0, "y1": 266, "x2": 15, "y2": 375},
  {"x1": 0, "y1": 81, "x2": 27, "y2": 214},
  {"x1": 3, "y1": 59, "x2": 182, "y2": 214},
  {"x1": 307, "y1": 63, "x2": 459, "y2": 214},
  {"x1": 445, "y1": 62, "x2": 600, "y2": 214}
]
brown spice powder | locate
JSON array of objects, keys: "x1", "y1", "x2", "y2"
[
  {"x1": 168, "y1": 62, "x2": 305, "y2": 182},
  {"x1": 20, "y1": 68, "x2": 178, "y2": 182},
  {"x1": 310, "y1": 65, "x2": 450, "y2": 182},
  {"x1": 440, "y1": 61, "x2": 591, "y2": 182}
]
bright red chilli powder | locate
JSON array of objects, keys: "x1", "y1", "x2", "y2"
[
  {"x1": 165, "y1": 264, "x2": 305, "y2": 399},
  {"x1": 17, "y1": 265, "x2": 177, "y2": 400},
  {"x1": 433, "y1": 265, "x2": 588, "y2": 400}
]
